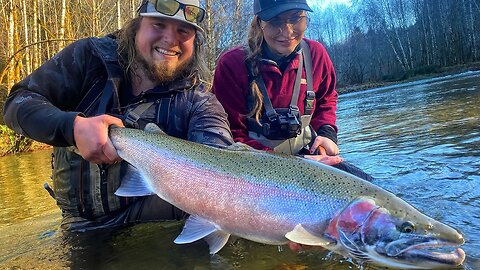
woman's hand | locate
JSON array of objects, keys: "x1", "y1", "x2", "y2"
[
  {"x1": 73, "y1": 114, "x2": 124, "y2": 164},
  {"x1": 310, "y1": 136, "x2": 339, "y2": 156},
  {"x1": 302, "y1": 153, "x2": 343, "y2": 165},
  {"x1": 302, "y1": 136, "x2": 343, "y2": 165}
]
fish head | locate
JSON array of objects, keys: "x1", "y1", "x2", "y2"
[{"x1": 329, "y1": 196, "x2": 465, "y2": 269}]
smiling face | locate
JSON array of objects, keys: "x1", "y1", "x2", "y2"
[
  {"x1": 260, "y1": 10, "x2": 307, "y2": 56},
  {"x1": 134, "y1": 16, "x2": 196, "y2": 84}
]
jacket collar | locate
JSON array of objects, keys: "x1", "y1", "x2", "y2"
[{"x1": 260, "y1": 42, "x2": 301, "y2": 71}]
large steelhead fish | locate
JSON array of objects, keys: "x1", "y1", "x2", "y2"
[{"x1": 110, "y1": 127, "x2": 465, "y2": 269}]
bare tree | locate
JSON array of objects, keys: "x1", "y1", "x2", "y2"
[
  {"x1": 1, "y1": 0, "x2": 480, "y2": 103},
  {"x1": 204, "y1": 0, "x2": 215, "y2": 70},
  {"x1": 7, "y1": 0, "x2": 16, "y2": 92},
  {"x1": 32, "y1": 0, "x2": 40, "y2": 68},
  {"x1": 59, "y1": 0, "x2": 67, "y2": 50},
  {"x1": 21, "y1": 0, "x2": 31, "y2": 75}
]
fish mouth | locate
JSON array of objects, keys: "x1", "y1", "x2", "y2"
[
  {"x1": 403, "y1": 247, "x2": 465, "y2": 266},
  {"x1": 383, "y1": 239, "x2": 466, "y2": 267}
]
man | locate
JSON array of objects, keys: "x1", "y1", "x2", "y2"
[{"x1": 3, "y1": 0, "x2": 233, "y2": 231}]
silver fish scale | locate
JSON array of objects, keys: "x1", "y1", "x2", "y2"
[
  {"x1": 110, "y1": 128, "x2": 401, "y2": 216},
  {"x1": 111, "y1": 128, "x2": 397, "y2": 204}
]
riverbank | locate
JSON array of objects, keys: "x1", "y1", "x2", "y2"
[
  {"x1": 1, "y1": 62, "x2": 479, "y2": 157},
  {"x1": 337, "y1": 62, "x2": 480, "y2": 94},
  {"x1": 0, "y1": 134, "x2": 51, "y2": 157}
]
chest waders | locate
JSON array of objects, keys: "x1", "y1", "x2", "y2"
[
  {"x1": 51, "y1": 41, "x2": 131, "y2": 225},
  {"x1": 247, "y1": 40, "x2": 315, "y2": 155}
]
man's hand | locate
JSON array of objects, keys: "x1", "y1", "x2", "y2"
[{"x1": 73, "y1": 115, "x2": 124, "y2": 164}]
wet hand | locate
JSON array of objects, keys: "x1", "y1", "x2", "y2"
[
  {"x1": 303, "y1": 153, "x2": 343, "y2": 165},
  {"x1": 73, "y1": 115, "x2": 124, "y2": 164},
  {"x1": 310, "y1": 136, "x2": 339, "y2": 156}
]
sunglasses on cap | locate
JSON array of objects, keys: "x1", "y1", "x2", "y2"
[{"x1": 147, "y1": 0, "x2": 206, "y2": 24}]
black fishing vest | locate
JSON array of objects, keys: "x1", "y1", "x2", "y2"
[
  {"x1": 244, "y1": 41, "x2": 316, "y2": 155},
  {"x1": 245, "y1": 40, "x2": 315, "y2": 140}
]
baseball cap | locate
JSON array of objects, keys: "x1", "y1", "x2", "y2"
[{"x1": 254, "y1": 0, "x2": 312, "y2": 21}]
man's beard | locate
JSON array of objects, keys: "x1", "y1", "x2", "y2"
[{"x1": 135, "y1": 53, "x2": 193, "y2": 84}]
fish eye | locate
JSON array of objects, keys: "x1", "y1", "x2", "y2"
[{"x1": 401, "y1": 221, "x2": 416, "y2": 233}]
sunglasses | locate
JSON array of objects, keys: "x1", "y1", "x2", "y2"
[
  {"x1": 263, "y1": 16, "x2": 309, "y2": 33},
  {"x1": 266, "y1": 16, "x2": 308, "y2": 29},
  {"x1": 149, "y1": 0, "x2": 206, "y2": 24}
]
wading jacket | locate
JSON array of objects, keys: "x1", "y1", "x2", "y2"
[
  {"x1": 3, "y1": 34, "x2": 233, "y2": 226},
  {"x1": 212, "y1": 38, "x2": 338, "y2": 151}
]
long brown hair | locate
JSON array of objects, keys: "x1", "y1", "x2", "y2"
[
  {"x1": 116, "y1": 17, "x2": 211, "y2": 89},
  {"x1": 245, "y1": 16, "x2": 265, "y2": 122}
]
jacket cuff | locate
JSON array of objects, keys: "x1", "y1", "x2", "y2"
[
  {"x1": 64, "y1": 112, "x2": 83, "y2": 147},
  {"x1": 316, "y1": 125, "x2": 338, "y2": 144}
]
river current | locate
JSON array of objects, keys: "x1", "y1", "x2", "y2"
[{"x1": 0, "y1": 72, "x2": 479, "y2": 269}]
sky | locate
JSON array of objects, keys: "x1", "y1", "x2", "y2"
[{"x1": 307, "y1": 0, "x2": 352, "y2": 10}]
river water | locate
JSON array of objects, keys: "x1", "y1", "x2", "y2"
[{"x1": 0, "y1": 72, "x2": 479, "y2": 269}]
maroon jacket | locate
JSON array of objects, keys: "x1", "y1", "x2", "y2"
[{"x1": 212, "y1": 38, "x2": 338, "y2": 151}]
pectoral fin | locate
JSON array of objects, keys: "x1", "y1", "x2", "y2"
[
  {"x1": 115, "y1": 164, "x2": 154, "y2": 197},
  {"x1": 144, "y1": 123, "x2": 165, "y2": 134},
  {"x1": 204, "y1": 231, "x2": 231, "y2": 254},
  {"x1": 285, "y1": 224, "x2": 333, "y2": 246},
  {"x1": 174, "y1": 215, "x2": 231, "y2": 254}
]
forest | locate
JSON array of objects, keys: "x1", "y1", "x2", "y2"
[
  {"x1": 1, "y1": 0, "x2": 479, "y2": 93},
  {"x1": 1, "y1": 0, "x2": 479, "y2": 118}
]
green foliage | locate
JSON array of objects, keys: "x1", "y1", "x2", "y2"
[{"x1": 0, "y1": 125, "x2": 33, "y2": 155}]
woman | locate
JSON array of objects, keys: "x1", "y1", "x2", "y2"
[
  {"x1": 213, "y1": 0, "x2": 372, "y2": 252},
  {"x1": 213, "y1": 0, "x2": 339, "y2": 162},
  {"x1": 213, "y1": 0, "x2": 373, "y2": 177}
]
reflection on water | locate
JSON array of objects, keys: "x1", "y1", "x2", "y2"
[
  {"x1": 0, "y1": 73, "x2": 479, "y2": 269},
  {"x1": 0, "y1": 150, "x2": 59, "y2": 227}
]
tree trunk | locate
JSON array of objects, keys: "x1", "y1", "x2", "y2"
[
  {"x1": 22, "y1": 0, "x2": 31, "y2": 75},
  {"x1": 7, "y1": 0, "x2": 15, "y2": 92},
  {"x1": 383, "y1": 0, "x2": 410, "y2": 70},
  {"x1": 59, "y1": 0, "x2": 67, "y2": 51},
  {"x1": 32, "y1": 0, "x2": 40, "y2": 69},
  {"x1": 231, "y1": 0, "x2": 241, "y2": 47},
  {"x1": 117, "y1": 0, "x2": 122, "y2": 30},
  {"x1": 468, "y1": 0, "x2": 477, "y2": 60},
  {"x1": 41, "y1": 0, "x2": 51, "y2": 59},
  {"x1": 92, "y1": 0, "x2": 99, "y2": 36},
  {"x1": 427, "y1": 0, "x2": 438, "y2": 65},
  {"x1": 132, "y1": 0, "x2": 137, "y2": 18},
  {"x1": 204, "y1": 0, "x2": 215, "y2": 71}
]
